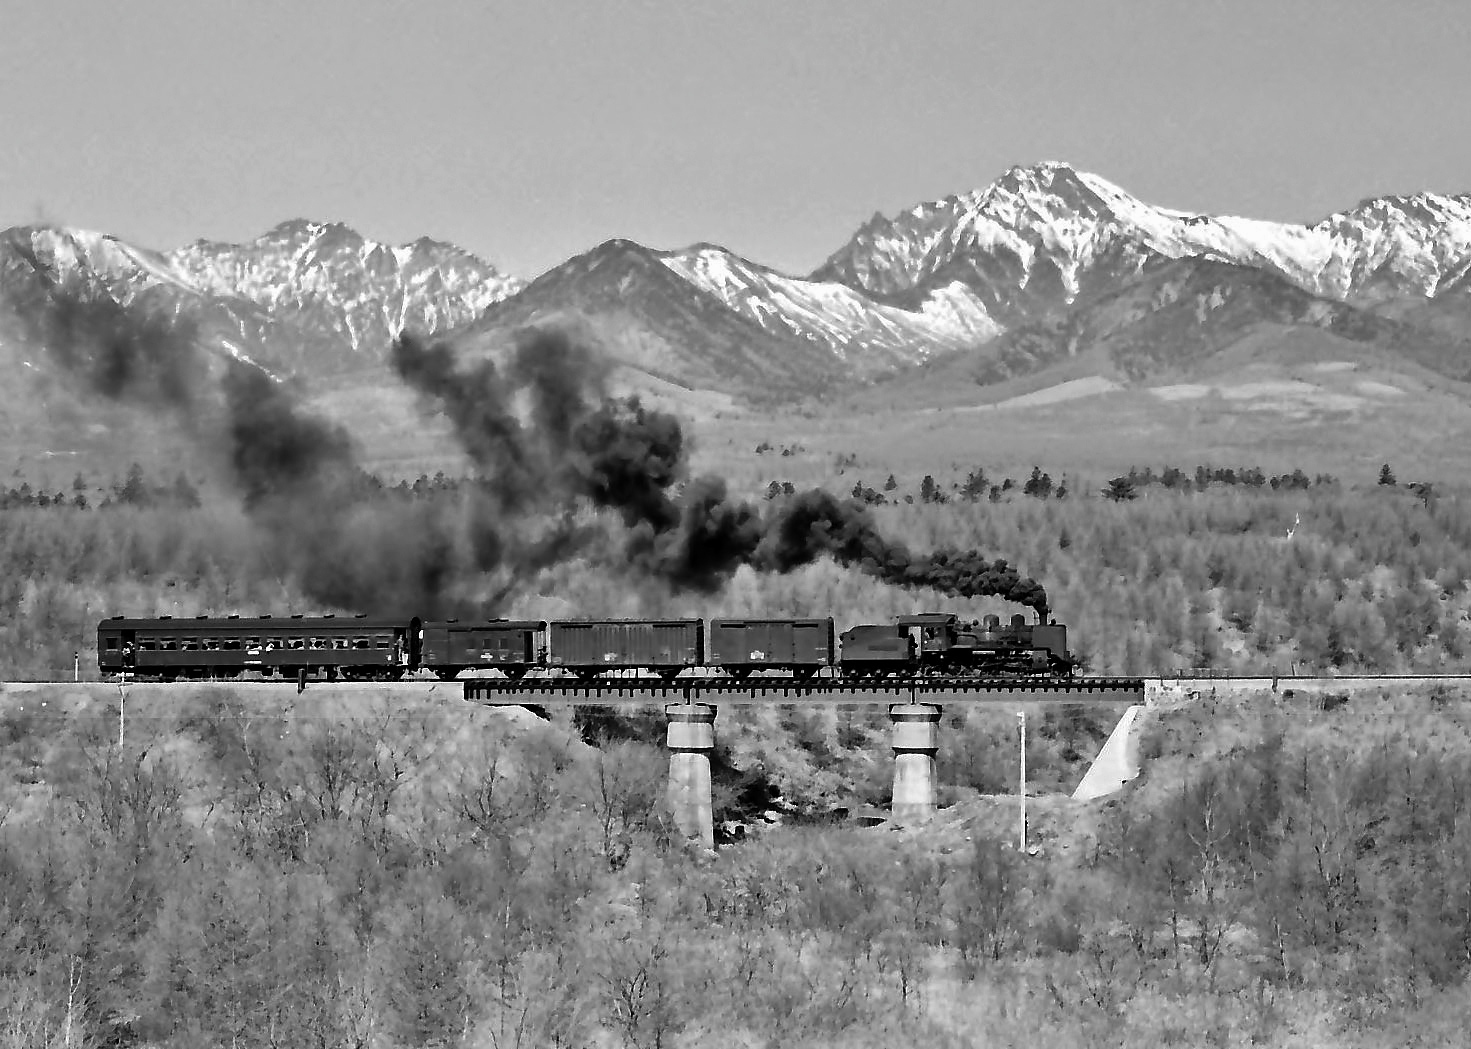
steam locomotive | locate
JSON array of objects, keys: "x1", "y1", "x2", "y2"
[{"x1": 96, "y1": 610, "x2": 1076, "y2": 682}]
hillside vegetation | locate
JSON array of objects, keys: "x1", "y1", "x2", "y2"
[
  {"x1": 2, "y1": 685, "x2": 1470, "y2": 1047},
  {"x1": 5, "y1": 455, "x2": 1471, "y2": 1045},
  {"x1": 5, "y1": 468, "x2": 1468, "y2": 681}
]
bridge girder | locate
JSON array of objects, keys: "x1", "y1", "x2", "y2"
[{"x1": 463, "y1": 676, "x2": 1145, "y2": 706}]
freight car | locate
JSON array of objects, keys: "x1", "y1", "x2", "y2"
[
  {"x1": 709, "y1": 618, "x2": 835, "y2": 678},
  {"x1": 419, "y1": 619, "x2": 544, "y2": 680},
  {"x1": 546, "y1": 619, "x2": 704, "y2": 680}
]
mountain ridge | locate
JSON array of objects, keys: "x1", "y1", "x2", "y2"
[
  {"x1": 0, "y1": 220, "x2": 523, "y2": 378},
  {"x1": 2, "y1": 161, "x2": 1470, "y2": 404}
]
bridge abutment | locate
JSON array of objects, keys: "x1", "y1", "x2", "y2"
[
  {"x1": 665, "y1": 703, "x2": 716, "y2": 851},
  {"x1": 889, "y1": 702, "x2": 941, "y2": 826}
]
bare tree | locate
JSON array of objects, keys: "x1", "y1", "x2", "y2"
[{"x1": 579, "y1": 741, "x2": 667, "y2": 871}]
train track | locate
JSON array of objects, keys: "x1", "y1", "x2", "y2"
[{"x1": 1, "y1": 673, "x2": 1467, "y2": 708}]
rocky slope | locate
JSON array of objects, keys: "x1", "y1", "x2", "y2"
[
  {"x1": 170, "y1": 220, "x2": 521, "y2": 373},
  {"x1": 446, "y1": 239, "x2": 852, "y2": 400},
  {"x1": 963, "y1": 257, "x2": 1471, "y2": 386},
  {"x1": 805, "y1": 162, "x2": 1471, "y2": 389}
]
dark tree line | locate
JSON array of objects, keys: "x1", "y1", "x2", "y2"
[
  {"x1": 0, "y1": 466, "x2": 520, "y2": 514},
  {"x1": 786, "y1": 461, "x2": 1346, "y2": 510},
  {"x1": 1107, "y1": 463, "x2": 1340, "y2": 497}
]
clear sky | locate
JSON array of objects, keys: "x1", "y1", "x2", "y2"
[{"x1": 4, "y1": 1, "x2": 1469, "y2": 278}]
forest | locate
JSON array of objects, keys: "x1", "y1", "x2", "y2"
[
  {"x1": 4, "y1": 461, "x2": 1471, "y2": 1047},
  {"x1": 2, "y1": 686, "x2": 1469, "y2": 1048},
  {"x1": 2, "y1": 463, "x2": 1467, "y2": 681}
]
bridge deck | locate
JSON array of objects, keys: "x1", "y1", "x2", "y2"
[{"x1": 462, "y1": 676, "x2": 1145, "y2": 706}]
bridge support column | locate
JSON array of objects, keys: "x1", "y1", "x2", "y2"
[
  {"x1": 665, "y1": 703, "x2": 716, "y2": 852},
  {"x1": 890, "y1": 703, "x2": 941, "y2": 827}
]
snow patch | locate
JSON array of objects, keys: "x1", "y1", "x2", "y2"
[
  {"x1": 992, "y1": 376, "x2": 1121, "y2": 407},
  {"x1": 1355, "y1": 380, "x2": 1406, "y2": 397},
  {"x1": 939, "y1": 376, "x2": 1124, "y2": 412},
  {"x1": 661, "y1": 247, "x2": 1000, "y2": 367},
  {"x1": 1149, "y1": 384, "x2": 1212, "y2": 401},
  {"x1": 1150, "y1": 380, "x2": 1367, "y2": 412}
]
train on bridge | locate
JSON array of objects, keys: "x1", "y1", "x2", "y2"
[{"x1": 97, "y1": 610, "x2": 1077, "y2": 683}]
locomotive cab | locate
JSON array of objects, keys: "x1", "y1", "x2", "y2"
[{"x1": 895, "y1": 613, "x2": 960, "y2": 660}]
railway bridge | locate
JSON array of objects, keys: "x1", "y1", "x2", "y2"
[{"x1": 465, "y1": 674, "x2": 1146, "y2": 849}]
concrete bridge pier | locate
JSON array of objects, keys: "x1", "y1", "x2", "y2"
[
  {"x1": 665, "y1": 703, "x2": 717, "y2": 851},
  {"x1": 889, "y1": 703, "x2": 942, "y2": 827}
]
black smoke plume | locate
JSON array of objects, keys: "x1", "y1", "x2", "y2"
[
  {"x1": 389, "y1": 331, "x2": 612, "y2": 508},
  {"x1": 749, "y1": 489, "x2": 1049, "y2": 614},
  {"x1": 20, "y1": 271, "x2": 1049, "y2": 615},
  {"x1": 651, "y1": 476, "x2": 765, "y2": 592},
  {"x1": 394, "y1": 330, "x2": 761, "y2": 593},
  {"x1": 20, "y1": 287, "x2": 210, "y2": 411},
  {"x1": 393, "y1": 329, "x2": 1050, "y2": 613},
  {"x1": 220, "y1": 365, "x2": 357, "y2": 507},
  {"x1": 16, "y1": 286, "x2": 509, "y2": 616},
  {"x1": 568, "y1": 396, "x2": 684, "y2": 533}
]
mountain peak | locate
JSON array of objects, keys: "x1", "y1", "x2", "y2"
[
  {"x1": 572, "y1": 237, "x2": 664, "y2": 269},
  {"x1": 261, "y1": 217, "x2": 352, "y2": 239},
  {"x1": 997, "y1": 159, "x2": 1079, "y2": 181},
  {"x1": 975, "y1": 161, "x2": 1145, "y2": 220},
  {"x1": 1330, "y1": 190, "x2": 1471, "y2": 228}
]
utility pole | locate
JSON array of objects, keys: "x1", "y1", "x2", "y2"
[{"x1": 1017, "y1": 710, "x2": 1027, "y2": 853}]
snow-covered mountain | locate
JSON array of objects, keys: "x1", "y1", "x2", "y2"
[
  {"x1": 0, "y1": 226, "x2": 285, "y2": 371},
  {"x1": 813, "y1": 161, "x2": 1471, "y2": 320},
  {"x1": 661, "y1": 244, "x2": 999, "y2": 369},
  {"x1": 0, "y1": 221, "x2": 521, "y2": 376},
  {"x1": 449, "y1": 239, "x2": 854, "y2": 400},
  {"x1": 466, "y1": 163, "x2": 1471, "y2": 390},
  {"x1": 171, "y1": 220, "x2": 522, "y2": 369},
  {"x1": 4, "y1": 161, "x2": 1471, "y2": 405}
]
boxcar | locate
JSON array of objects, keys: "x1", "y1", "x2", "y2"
[
  {"x1": 419, "y1": 619, "x2": 545, "y2": 679},
  {"x1": 97, "y1": 614, "x2": 418, "y2": 680},
  {"x1": 546, "y1": 619, "x2": 703, "y2": 679},
  {"x1": 709, "y1": 618, "x2": 834, "y2": 677}
]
